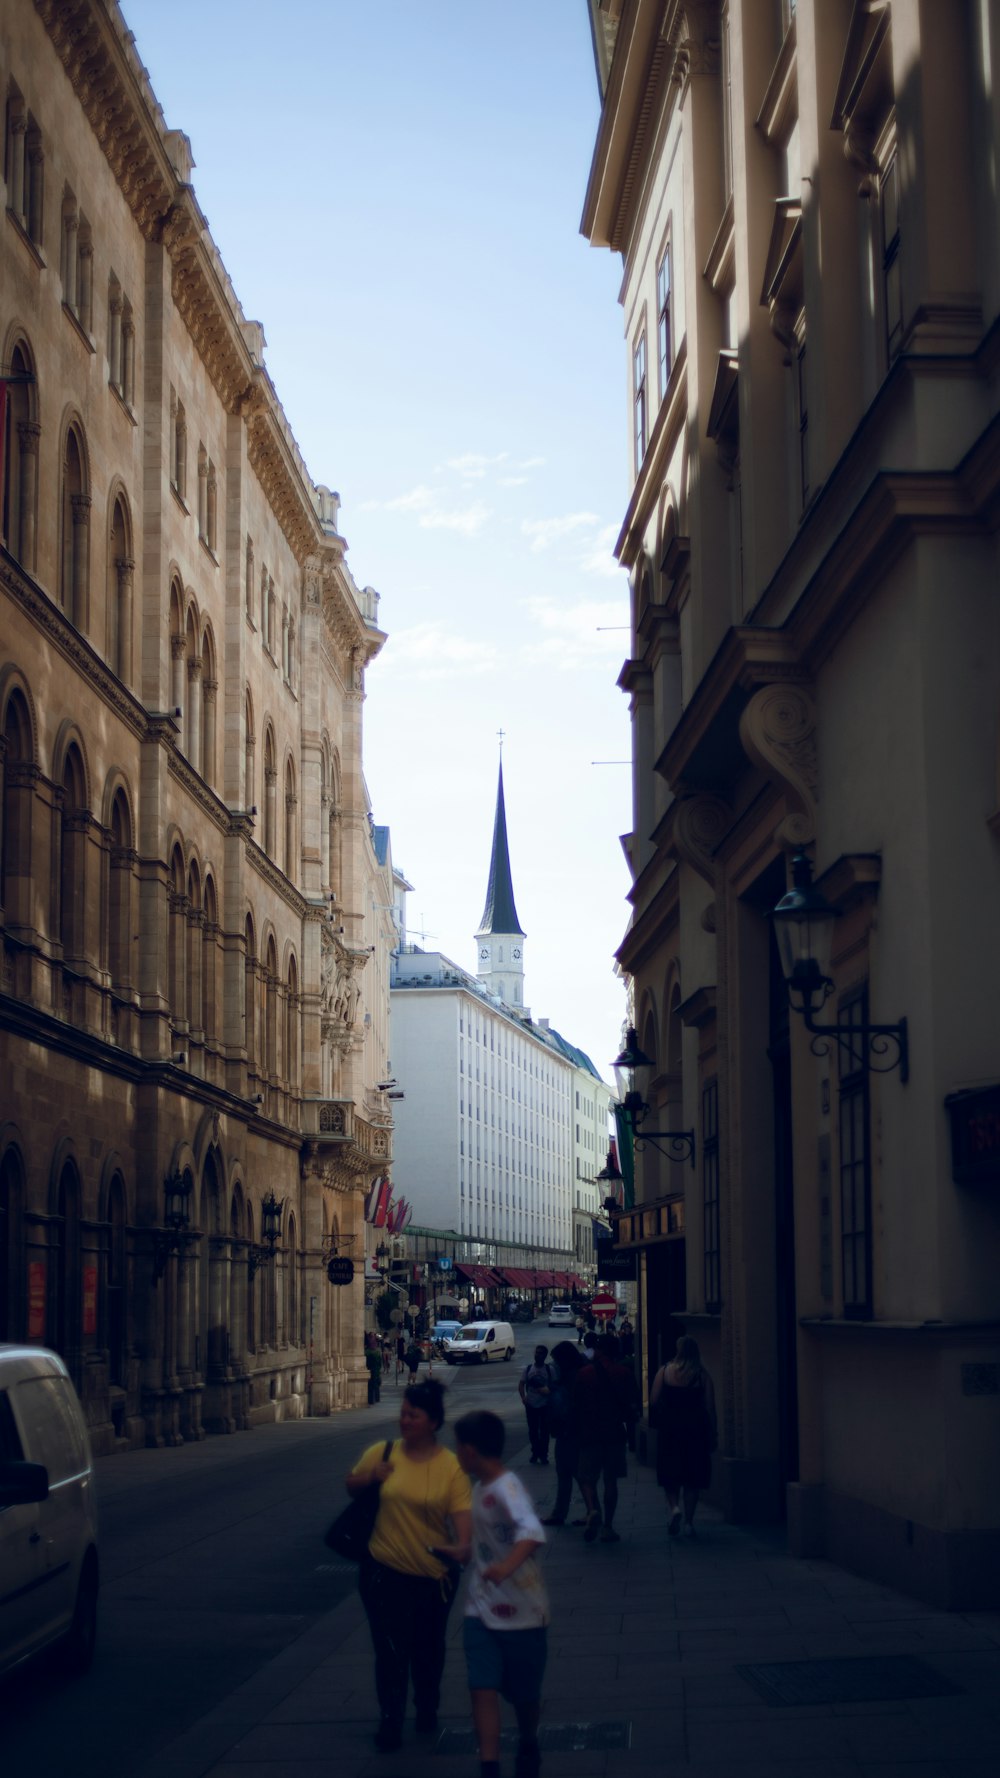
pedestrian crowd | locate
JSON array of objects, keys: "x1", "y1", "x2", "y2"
[{"x1": 342, "y1": 1317, "x2": 715, "y2": 1778}]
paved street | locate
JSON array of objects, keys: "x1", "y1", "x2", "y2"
[{"x1": 4, "y1": 1323, "x2": 1000, "y2": 1778}]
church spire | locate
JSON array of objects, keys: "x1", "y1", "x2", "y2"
[
  {"x1": 475, "y1": 754, "x2": 526, "y2": 1009},
  {"x1": 477, "y1": 759, "x2": 524, "y2": 937}
]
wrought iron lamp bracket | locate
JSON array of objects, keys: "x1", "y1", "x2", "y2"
[
  {"x1": 789, "y1": 978, "x2": 909, "y2": 1082},
  {"x1": 633, "y1": 1128, "x2": 697, "y2": 1168}
]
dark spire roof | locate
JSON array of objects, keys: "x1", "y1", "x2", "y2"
[{"x1": 477, "y1": 762, "x2": 525, "y2": 936}]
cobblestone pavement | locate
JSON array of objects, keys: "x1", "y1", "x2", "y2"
[{"x1": 136, "y1": 1441, "x2": 1000, "y2": 1778}]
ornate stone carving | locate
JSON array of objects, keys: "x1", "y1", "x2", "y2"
[
  {"x1": 672, "y1": 794, "x2": 732, "y2": 883},
  {"x1": 739, "y1": 682, "x2": 818, "y2": 847},
  {"x1": 320, "y1": 925, "x2": 369, "y2": 1052}
]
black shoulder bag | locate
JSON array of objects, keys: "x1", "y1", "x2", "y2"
[{"x1": 324, "y1": 1439, "x2": 393, "y2": 1562}]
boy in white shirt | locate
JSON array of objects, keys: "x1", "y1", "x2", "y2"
[{"x1": 439, "y1": 1409, "x2": 549, "y2": 1778}]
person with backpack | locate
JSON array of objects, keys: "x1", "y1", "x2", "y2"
[
  {"x1": 517, "y1": 1344, "x2": 553, "y2": 1465},
  {"x1": 540, "y1": 1340, "x2": 587, "y2": 1527},
  {"x1": 573, "y1": 1332, "x2": 638, "y2": 1543}
]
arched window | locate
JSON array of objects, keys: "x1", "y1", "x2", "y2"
[
  {"x1": 202, "y1": 876, "x2": 218, "y2": 1044},
  {"x1": 58, "y1": 743, "x2": 87, "y2": 962},
  {"x1": 245, "y1": 536, "x2": 254, "y2": 619},
  {"x1": 283, "y1": 757, "x2": 296, "y2": 881},
  {"x1": 107, "y1": 494, "x2": 134, "y2": 685},
  {"x1": 244, "y1": 688, "x2": 255, "y2": 812},
  {"x1": 60, "y1": 422, "x2": 90, "y2": 628},
  {"x1": 265, "y1": 935, "x2": 278, "y2": 1078},
  {"x1": 328, "y1": 751, "x2": 342, "y2": 900},
  {"x1": 201, "y1": 626, "x2": 217, "y2": 789},
  {"x1": 186, "y1": 859, "x2": 202, "y2": 1037},
  {"x1": 0, "y1": 1146, "x2": 24, "y2": 1339},
  {"x1": 184, "y1": 607, "x2": 200, "y2": 770},
  {"x1": 106, "y1": 1174, "x2": 127, "y2": 1388},
  {"x1": 244, "y1": 913, "x2": 257, "y2": 1071},
  {"x1": 285, "y1": 954, "x2": 299, "y2": 1092},
  {"x1": 263, "y1": 729, "x2": 276, "y2": 858},
  {"x1": 167, "y1": 845, "x2": 186, "y2": 1025},
  {"x1": 1, "y1": 687, "x2": 34, "y2": 929},
  {"x1": 107, "y1": 788, "x2": 133, "y2": 993},
  {"x1": 169, "y1": 576, "x2": 185, "y2": 718},
  {"x1": 1, "y1": 337, "x2": 39, "y2": 569}
]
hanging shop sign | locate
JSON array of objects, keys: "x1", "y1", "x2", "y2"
[
  {"x1": 326, "y1": 1256, "x2": 355, "y2": 1285},
  {"x1": 945, "y1": 1084, "x2": 1000, "y2": 1185},
  {"x1": 597, "y1": 1247, "x2": 638, "y2": 1282}
]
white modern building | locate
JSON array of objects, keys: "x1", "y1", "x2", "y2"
[{"x1": 389, "y1": 764, "x2": 610, "y2": 1266}]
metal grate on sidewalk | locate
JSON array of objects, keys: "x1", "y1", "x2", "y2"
[
  {"x1": 436, "y1": 1720, "x2": 631, "y2": 1753},
  {"x1": 736, "y1": 1655, "x2": 963, "y2": 1708}
]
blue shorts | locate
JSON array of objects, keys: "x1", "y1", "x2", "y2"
[{"x1": 462, "y1": 1616, "x2": 548, "y2": 1704}]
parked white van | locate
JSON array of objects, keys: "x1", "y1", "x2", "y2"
[
  {"x1": 0, "y1": 1345, "x2": 99, "y2": 1678},
  {"x1": 444, "y1": 1321, "x2": 516, "y2": 1364}
]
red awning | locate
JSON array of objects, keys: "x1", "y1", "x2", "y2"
[
  {"x1": 455, "y1": 1263, "x2": 503, "y2": 1288},
  {"x1": 498, "y1": 1266, "x2": 528, "y2": 1288},
  {"x1": 551, "y1": 1271, "x2": 571, "y2": 1288}
]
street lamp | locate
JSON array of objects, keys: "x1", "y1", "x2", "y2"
[
  {"x1": 152, "y1": 1168, "x2": 192, "y2": 1281},
  {"x1": 772, "y1": 850, "x2": 909, "y2": 1080},
  {"x1": 611, "y1": 1029, "x2": 696, "y2": 1167},
  {"x1": 248, "y1": 1191, "x2": 283, "y2": 1279},
  {"x1": 595, "y1": 1148, "x2": 624, "y2": 1219}
]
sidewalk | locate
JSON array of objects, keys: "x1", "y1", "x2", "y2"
[{"x1": 141, "y1": 1438, "x2": 1000, "y2": 1778}]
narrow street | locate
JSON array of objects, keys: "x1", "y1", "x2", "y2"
[{"x1": 0, "y1": 1331, "x2": 533, "y2": 1777}]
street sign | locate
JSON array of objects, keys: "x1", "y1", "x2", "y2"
[
  {"x1": 390, "y1": 1308, "x2": 404, "y2": 1324},
  {"x1": 591, "y1": 1292, "x2": 617, "y2": 1320},
  {"x1": 437, "y1": 1256, "x2": 453, "y2": 1271},
  {"x1": 326, "y1": 1256, "x2": 354, "y2": 1286}
]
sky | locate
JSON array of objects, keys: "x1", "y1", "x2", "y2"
[{"x1": 122, "y1": 0, "x2": 633, "y2": 1083}]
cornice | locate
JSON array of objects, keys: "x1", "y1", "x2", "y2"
[
  {"x1": 36, "y1": 0, "x2": 176, "y2": 241},
  {"x1": 654, "y1": 625, "x2": 801, "y2": 791},
  {"x1": 244, "y1": 836, "x2": 311, "y2": 919},
  {"x1": 165, "y1": 747, "x2": 233, "y2": 837},
  {"x1": 244, "y1": 380, "x2": 331, "y2": 565},
  {"x1": 582, "y1": 0, "x2": 679, "y2": 253},
  {"x1": 616, "y1": 337, "x2": 688, "y2": 568}
]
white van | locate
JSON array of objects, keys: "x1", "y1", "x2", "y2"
[
  {"x1": 0, "y1": 1345, "x2": 99, "y2": 1678},
  {"x1": 444, "y1": 1320, "x2": 515, "y2": 1364}
]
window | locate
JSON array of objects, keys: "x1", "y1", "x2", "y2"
[
  {"x1": 245, "y1": 536, "x2": 255, "y2": 620},
  {"x1": 633, "y1": 331, "x2": 647, "y2": 471},
  {"x1": 108, "y1": 275, "x2": 135, "y2": 408},
  {"x1": 60, "y1": 422, "x2": 90, "y2": 627},
  {"x1": 656, "y1": 241, "x2": 673, "y2": 399},
  {"x1": 197, "y1": 444, "x2": 217, "y2": 550},
  {"x1": 702, "y1": 1078, "x2": 721, "y2": 1311},
  {"x1": 5, "y1": 88, "x2": 44, "y2": 250},
  {"x1": 61, "y1": 190, "x2": 93, "y2": 334},
  {"x1": 1, "y1": 337, "x2": 39, "y2": 570},
  {"x1": 107, "y1": 493, "x2": 134, "y2": 683},
  {"x1": 170, "y1": 392, "x2": 187, "y2": 499},
  {"x1": 838, "y1": 987, "x2": 872, "y2": 1316},
  {"x1": 880, "y1": 147, "x2": 902, "y2": 361}
]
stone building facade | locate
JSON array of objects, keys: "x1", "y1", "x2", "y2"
[
  {"x1": 584, "y1": 0, "x2": 1000, "y2": 1605},
  {"x1": 0, "y1": 0, "x2": 391, "y2": 1450}
]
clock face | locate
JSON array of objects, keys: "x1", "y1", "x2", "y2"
[
  {"x1": 512, "y1": 947, "x2": 521, "y2": 960},
  {"x1": 480, "y1": 947, "x2": 489, "y2": 961}
]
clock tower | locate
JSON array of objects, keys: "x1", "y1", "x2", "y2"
[{"x1": 475, "y1": 758, "x2": 526, "y2": 1008}]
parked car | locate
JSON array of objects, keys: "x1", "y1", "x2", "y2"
[
  {"x1": 444, "y1": 1321, "x2": 516, "y2": 1364},
  {"x1": 430, "y1": 1319, "x2": 463, "y2": 1344},
  {"x1": 0, "y1": 1345, "x2": 99, "y2": 1679},
  {"x1": 547, "y1": 1303, "x2": 576, "y2": 1329},
  {"x1": 507, "y1": 1301, "x2": 535, "y2": 1324}
]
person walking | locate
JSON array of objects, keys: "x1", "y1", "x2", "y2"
[
  {"x1": 395, "y1": 1331, "x2": 407, "y2": 1380},
  {"x1": 438, "y1": 1410, "x2": 550, "y2": 1778},
  {"x1": 404, "y1": 1336, "x2": 423, "y2": 1381},
  {"x1": 540, "y1": 1340, "x2": 587, "y2": 1527},
  {"x1": 573, "y1": 1332, "x2": 637, "y2": 1543},
  {"x1": 518, "y1": 1344, "x2": 553, "y2": 1466},
  {"x1": 649, "y1": 1335, "x2": 717, "y2": 1538},
  {"x1": 346, "y1": 1378, "x2": 472, "y2": 1752},
  {"x1": 619, "y1": 1315, "x2": 635, "y2": 1360}
]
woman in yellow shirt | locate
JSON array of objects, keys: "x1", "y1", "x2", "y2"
[{"x1": 347, "y1": 1378, "x2": 472, "y2": 1752}]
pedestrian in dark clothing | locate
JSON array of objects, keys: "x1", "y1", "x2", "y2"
[
  {"x1": 573, "y1": 1333, "x2": 637, "y2": 1544},
  {"x1": 518, "y1": 1345, "x2": 553, "y2": 1465},
  {"x1": 541, "y1": 1340, "x2": 587, "y2": 1526},
  {"x1": 396, "y1": 1333, "x2": 407, "y2": 1379},
  {"x1": 404, "y1": 1338, "x2": 422, "y2": 1379},
  {"x1": 619, "y1": 1316, "x2": 635, "y2": 1359},
  {"x1": 650, "y1": 1335, "x2": 717, "y2": 1538}
]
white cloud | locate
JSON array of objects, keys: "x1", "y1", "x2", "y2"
[
  {"x1": 521, "y1": 511, "x2": 600, "y2": 552},
  {"x1": 498, "y1": 475, "x2": 529, "y2": 488},
  {"x1": 516, "y1": 456, "x2": 546, "y2": 470},
  {"x1": 445, "y1": 451, "x2": 509, "y2": 481},
  {"x1": 518, "y1": 594, "x2": 630, "y2": 670},
  {"x1": 371, "y1": 484, "x2": 492, "y2": 536},
  {"x1": 577, "y1": 523, "x2": 624, "y2": 579},
  {"x1": 384, "y1": 622, "x2": 498, "y2": 680}
]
